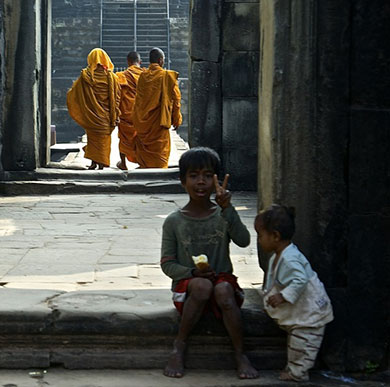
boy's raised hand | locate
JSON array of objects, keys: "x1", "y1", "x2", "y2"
[{"x1": 214, "y1": 174, "x2": 232, "y2": 209}]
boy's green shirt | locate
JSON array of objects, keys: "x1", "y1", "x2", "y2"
[{"x1": 161, "y1": 205, "x2": 250, "y2": 290}]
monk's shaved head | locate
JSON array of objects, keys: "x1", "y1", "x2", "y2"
[
  {"x1": 149, "y1": 47, "x2": 165, "y2": 64},
  {"x1": 127, "y1": 51, "x2": 141, "y2": 65}
]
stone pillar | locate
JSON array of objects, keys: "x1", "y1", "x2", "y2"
[
  {"x1": 0, "y1": 0, "x2": 50, "y2": 171},
  {"x1": 258, "y1": 0, "x2": 390, "y2": 372},
  {"x1": 188, "y1": 0, "x2": 222, "y2": 154},
  {"x1": 189, "y1": 0, "x2": 259, "y2": 190}
]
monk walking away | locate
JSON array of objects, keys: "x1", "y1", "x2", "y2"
[
  {"x1": 67, "y1": 48, "x2": 121, "y2": 170},
  {"x1": 132, "y1": 47, "x2": 182, "y2": 168},
  {"x1": 115, "y1": 51, "x2": 144, "y2": 170},
  {"x1": 160, "y1": 147, "x2": 259, "y2": 380},
  {"x1": 255, "y1": 205, "x2": 334, "y2": 382}
]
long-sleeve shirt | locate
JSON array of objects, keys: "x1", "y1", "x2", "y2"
[
  {"x1": 264, "y1": 243, "x2": 315, "y2": 304},
  {"x1": 161, "y1": 206, "x2": 250, "y2": 290}
]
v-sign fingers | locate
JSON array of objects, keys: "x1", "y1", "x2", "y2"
[
  {"x1": 222, "y1": 174, "x2": 230, "y2": 190},
  {"x1": 213, "y1": 174, "x2": 221, "y2": 191}
]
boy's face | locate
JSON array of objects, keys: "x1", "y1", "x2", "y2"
[
  {"x1": 255, "y1": 218, "x2": 278, "y2": 253},
  {"x1": 183, "y1": 167, "x2": 215, "y2": 201}
]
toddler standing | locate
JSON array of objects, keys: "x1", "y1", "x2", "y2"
[{"x1": 255, "y1": 204, "x2": 333, "y2": 382}]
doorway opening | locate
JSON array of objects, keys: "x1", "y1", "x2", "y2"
[{"x1": 50, "y1": 0, "x2": 189, "y2": 169}]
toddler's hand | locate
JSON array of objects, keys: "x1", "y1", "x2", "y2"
[
  {"x1": 267, "y1": 293, "x2": 285, "y2": 307},
  {"x1": 214, "y1": 174, "x2": 231, "y2": 209}
]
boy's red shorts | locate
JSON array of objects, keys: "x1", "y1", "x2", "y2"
[{"x1": 172, "y1": 273, "x2": 244, "y2": 319}]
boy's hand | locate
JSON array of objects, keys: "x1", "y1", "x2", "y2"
[
  {"x1": 267, "y1": 293, "x2": 286, "y2": 307},
  {"x1": 214, "y1": 174, "x2": 232, "y2": 209},
  {"x1": 192, "y1": 267, "x2": 216, "y2": 281}
]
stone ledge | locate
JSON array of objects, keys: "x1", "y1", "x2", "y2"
[{"x1": 0, "y1": 288, "x2": 286, "y2": 369}]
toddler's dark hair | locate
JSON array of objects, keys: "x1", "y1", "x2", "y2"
[
  {"x1": 179, "y1": 147, "x2": 220, "y2": 183},
  {"x1": 256, "y1": 204, "x2": 296, "y2": 240}
]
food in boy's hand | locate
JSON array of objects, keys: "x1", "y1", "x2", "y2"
[{"x1": 192, "y1": 254, "x2": 210, "y2": 271}]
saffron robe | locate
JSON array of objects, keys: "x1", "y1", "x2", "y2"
[
  {"x1": 116, "y1": 65, "x2": 144, "y2": 163},
  {"x1": 132, "y1": 63, "x2": 182, "y2": 168},
  {"x1": 67, "y1": 48, "x2": 121, "y2": 167}
]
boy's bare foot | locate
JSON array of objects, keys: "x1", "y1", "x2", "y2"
[
  {"x1": 236, "y1": 353, "x2": 259, "y2": 379},
  {"x1": 116, "y1": 161, "x2": 128, "y2": 170},
  {"x1": 163, "y1": 339, "x2": 186, "y2": 378},
  {"x1": 279, "y1": 370, "x2": 297, "y2": 381}
]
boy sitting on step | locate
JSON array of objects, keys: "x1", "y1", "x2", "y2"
[{"x1": 160, "y1": 147, "x2": 258, "y2": 380}]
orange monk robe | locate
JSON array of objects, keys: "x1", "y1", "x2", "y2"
[
  {"x1": 132, "y1": 63, "x2": 182, "y2": 168},
  {"x1": 116, "y1": 65, "x2": 145, "y2": 163},
  {"x1": 67, "y1": 48, "x2": 121, "y2": 167}
]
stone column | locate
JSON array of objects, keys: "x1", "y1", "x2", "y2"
[
  {"x1": 0, "y1": 0, "x2": 50, "y2": 171},
  {"x1": 258, "y1": 0, "x2": 390, "y2": 371},
  {"x1": 188, "y1": 0, "x2": 222, "y2": 154}
]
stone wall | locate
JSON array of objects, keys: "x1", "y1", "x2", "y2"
[
  {"x1": 51, "y1": 0, "x2": 101, "y2": 144},
  {"x1": 258, "y1": 0, "x2": 390, "y2": 372},
  {"x1": 0, "y1": 0, "x2": 51, "y2": 171},
  {"x1": 189, "y1": 0, "x2": 259, "y2": 191},
  {"x1": 169, "y1": 0, "x2": 190, "y2": 140}
]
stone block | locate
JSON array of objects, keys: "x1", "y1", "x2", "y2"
[
  {"x1": 351, "y1": 1, "x2": 390, "y2": 109},
  {"x1": 222, "y1": 2, "x2": 259, "y2": 51},
  {"x1": 349, "y1": 109, "x2": 390, "y2": 214},
  {"x1": 222, "y1": 52, "x2": 259, "y2": 97},
  {"x1": 222, "y1": 146, "x2": 257, "y2": 191},
  {"x1": 346, "y1": 214, "x2": 390, "y2": 371},
  {"x1": 222, "y1": 98, "x2": 258, "y2": 148},
  {"x1": 189, "y1": 61, "x2": 222, "y2": 150},
  {"x1": 319, "y1": 288, "x2": 348, "y2": 371},
  {"x1": 189, "y1": 0, "x2": 221, "y2": 62}
]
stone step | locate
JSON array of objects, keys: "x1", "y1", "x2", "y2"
[{"x1": 0, "y1": 288, "x2": 286, "y2": 369}]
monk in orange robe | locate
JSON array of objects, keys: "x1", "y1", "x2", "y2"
[
  {"x1": 115, "y1": 52, "x2": 144, "y2": 170},
  {"x1": 67, "y1": 48, "x2": 121, "y2": 169},
  {"x1": 132, "y1": 47, "x2": 182, "y2": 168}
]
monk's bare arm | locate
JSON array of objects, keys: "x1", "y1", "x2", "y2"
[{"x1": 172, "y1": 83, "x2": 182, "y2": 129}]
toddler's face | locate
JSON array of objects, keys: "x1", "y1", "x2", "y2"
[{"x1": 255, "y1": 219, "x2": 276, "y2": 253}]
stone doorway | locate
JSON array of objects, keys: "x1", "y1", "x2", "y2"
[{"x1": 50, "y1": 0, "x2": 190, "y2": 169}]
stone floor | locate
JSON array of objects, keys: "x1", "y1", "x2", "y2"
[{"x1": 0, "y1": 192, "x2": 261, "y2": 293}]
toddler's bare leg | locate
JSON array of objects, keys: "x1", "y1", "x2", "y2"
[
  {"x1": 214, "y1": 282, "x2": 259, "y2": 379},
  {"x1": 164, "y1": 278, "x2": 213, "y2": 378}
]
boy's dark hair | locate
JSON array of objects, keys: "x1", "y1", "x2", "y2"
[
  {"x1": 256, "y1": 204, "x2": 296, "y2": 240},
  {"x1": 179, "y1": 147, "x2": 221, "y2": 183}
]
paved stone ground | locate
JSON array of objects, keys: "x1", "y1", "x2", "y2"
[
  {"x1": 0, "y1": 368, "x2": 387, "y2": 387},
  {"x1": 0, "y1": 192, "x2": 261, "y2": 293}
]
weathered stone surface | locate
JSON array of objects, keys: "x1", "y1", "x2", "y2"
[
  {"x1": 351, "y1": 2, "x2": 390, "y2": 109},
  {"x1": 223, "y1": 98, "x2": 258, "y2": 148},
  {"x1": 346, "y1": 214, "x2": 390, "y2": 371},
  {"x1": 223, "y1": 147, "x2": 257, "y2": 191},
  {"x1": 0, "y1": 0, "x2": 49, "y2": 170},
  {"x1": 222, "y1": 2, "x2": 259, "y2": 51},
  {"x1": 258, "y1": 0, "x2": 390, "y2": 372},
  {"x1": 189, "y1": 61, "x2": 222, "y2": 150},
  {"x1": 349, "y1": 110, "x2": 390, "y2": 214},
  {"x1": 189, "y1": 0, "x2": 221, "y2": 62},
  {"x1": 222, "y1": 97, "x2": 258, "y2": 190},
  {"x1": 222, "y1": 52, "x2": 259, "y2": 97}
]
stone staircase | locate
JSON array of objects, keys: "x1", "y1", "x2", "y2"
[{"x1": 102, "y1": 0, "x2": 169, "y2": 69}]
